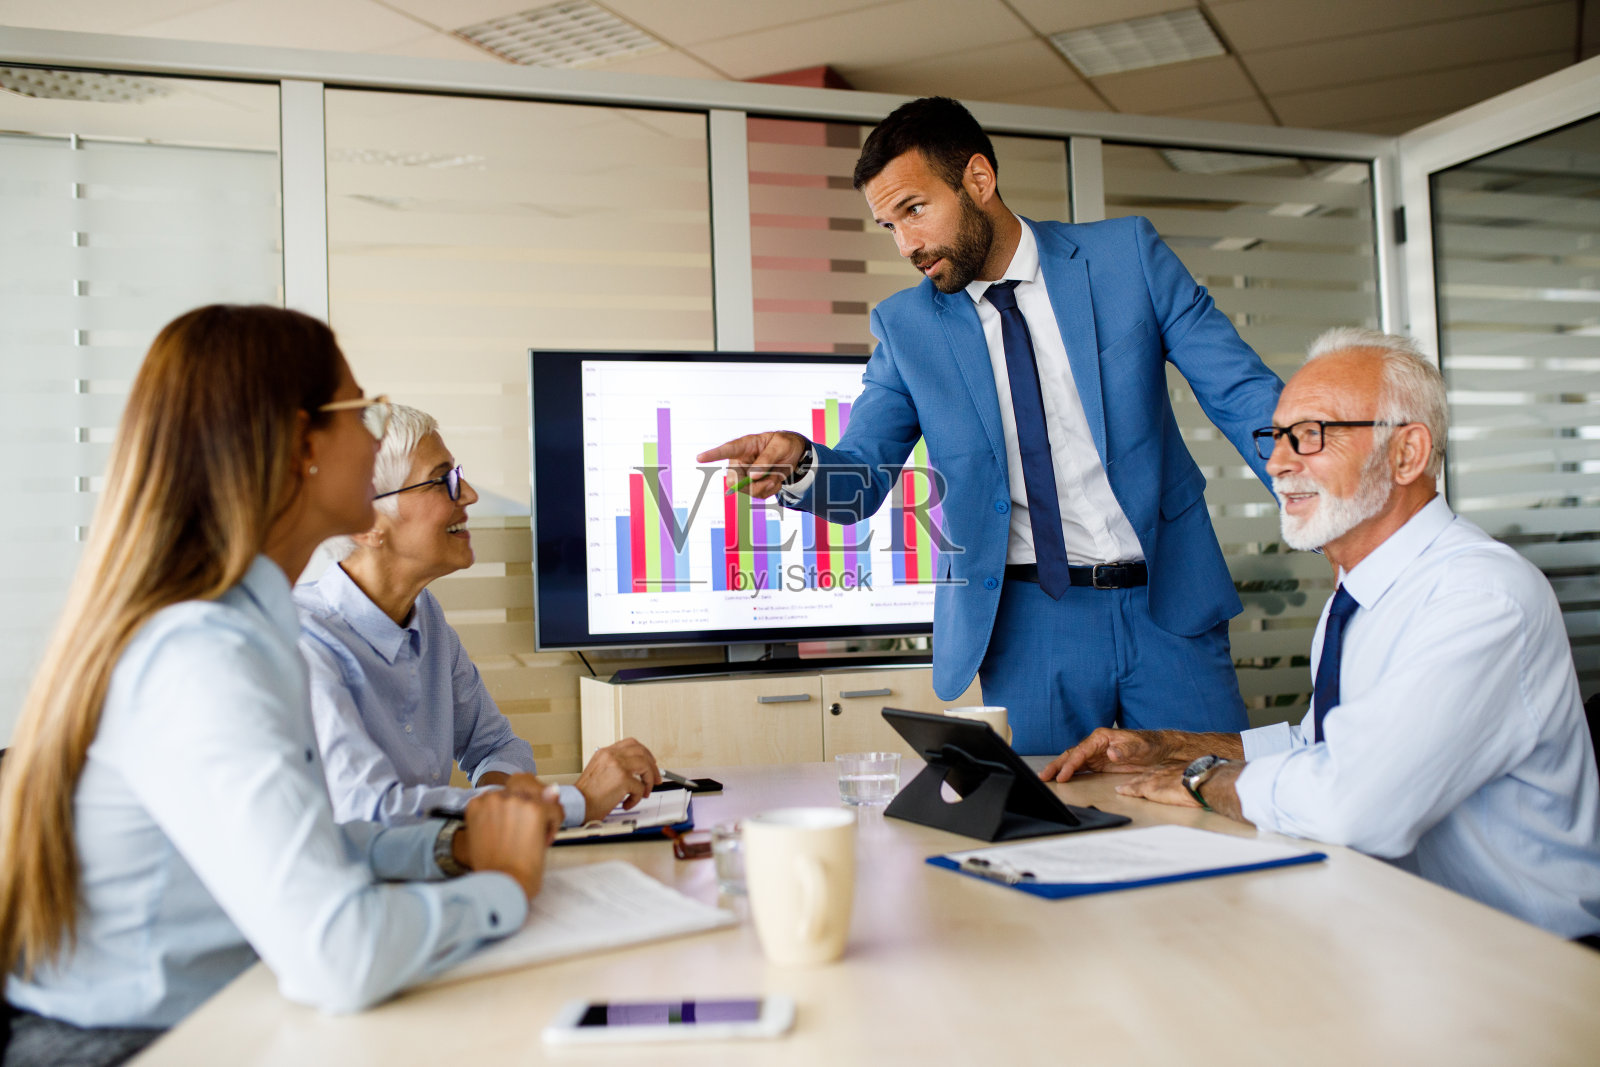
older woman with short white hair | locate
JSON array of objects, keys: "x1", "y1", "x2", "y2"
[{"x1": 296, "y1": 403, "x2": 660, "y2": 828}]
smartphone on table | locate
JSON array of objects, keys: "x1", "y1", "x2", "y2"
[{"x1": 541, "y1": 995, "x2": 795, "y2": 1045}]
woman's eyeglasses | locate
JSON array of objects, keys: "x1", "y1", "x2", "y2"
[
  {"x1": 374, "y1": 465, "x2": 462, "y2": 502},
  {"x1": 317, "y1": 395, "x2": 392, "y2": 441}
]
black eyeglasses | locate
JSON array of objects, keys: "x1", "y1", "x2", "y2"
[
  {"x1": 1251, "y1": 421, "x2": 1394, "y2": 460},
  {"x1": 374, "y1": 465, "x2": 462, "y2": 502}
]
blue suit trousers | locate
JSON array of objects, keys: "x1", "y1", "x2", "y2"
[{"x1": 979, "y1": 578, "x2": 1248, "y2": 755}]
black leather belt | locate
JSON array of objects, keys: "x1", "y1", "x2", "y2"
[{"x1": 1004, "y1": 561, "x2": 1148, "y2": 589}]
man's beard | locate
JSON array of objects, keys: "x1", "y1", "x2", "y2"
[
  {"x1": 913, "y1": 188, "x2": 994, "y2": 294},
  {"x1": 1274, "y1": 439, "x2": 1393, "y2": 551}
]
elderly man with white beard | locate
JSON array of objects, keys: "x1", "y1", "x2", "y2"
[{"x1": 1040, "y1": 327, "x2": 1600, "y2": 942}]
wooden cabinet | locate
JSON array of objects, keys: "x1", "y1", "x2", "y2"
[{"x1": 580, "y1": 665, "x2": 981, "y2": 767}]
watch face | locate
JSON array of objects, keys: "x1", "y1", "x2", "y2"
[{"x1": 1184, "y1": 755, "x2": 1220, "y2": 779}]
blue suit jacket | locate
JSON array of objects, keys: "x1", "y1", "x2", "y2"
[{"x1": 794, "y1": 216, "x2": 1284, "y2": 700}]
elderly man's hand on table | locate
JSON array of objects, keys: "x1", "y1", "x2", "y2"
[
  {"x1": 1116, "y1": 760, "x2": 1251, "y2": 823},
  {"x1": 1041, "y1": 727, "x2": 1247, "y2": 783}
]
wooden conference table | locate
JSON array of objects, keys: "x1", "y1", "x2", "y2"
[{"x1": 133, "y1": 762, "x2": 1600, "y2": 1066}]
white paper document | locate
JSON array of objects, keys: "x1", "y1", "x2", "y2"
[
  {"x1": 553, "y1": 789, "x2": 692, "y2": 842},
  {"x1": 425, "y1": 861, "x2": 735, "y2": 987},
  {"x1": 944, "y1": 825, "x2": 1320, "y2": 885}
]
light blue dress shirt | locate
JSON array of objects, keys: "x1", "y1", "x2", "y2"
[
  {"x1": 6, "y1": 556, "x2": 528, "y2": 1029},
  {"x1": 1236, "y1": 495, "x2": 1600, "y2": 937},
  {"x1": 295, "y1": 563, "x2": 586, "y2": 827}
]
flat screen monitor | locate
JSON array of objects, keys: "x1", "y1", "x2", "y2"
[{"x1": 529, "y1": 351, "x2": 940, "y2": 651}]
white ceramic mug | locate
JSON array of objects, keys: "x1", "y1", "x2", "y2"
[
  {"x1": 945, "y1": 705, "x2": 1012, "y2": 745},
  {"x1": 742, "y1": 807, "x2": 856, "y2": 966}
]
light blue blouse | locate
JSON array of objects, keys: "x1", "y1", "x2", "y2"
[
  {"x1": 6, "y1": 557, "x2": 527, "y2": 1028},
  {"x1": 294, "y1": 563, "x2": 586, "y2": 827}
]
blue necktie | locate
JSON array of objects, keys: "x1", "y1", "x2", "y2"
[
  {"x1": 985, "y1": 281, "x2": 1069, "y2": 600},
  {"x1": 1311, "y1": 586, "x2": 1359, "y2": 743}
]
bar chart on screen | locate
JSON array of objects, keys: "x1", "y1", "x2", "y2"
[{"x1": 581, "y1": 359, "x2": 943, "y2": 637}]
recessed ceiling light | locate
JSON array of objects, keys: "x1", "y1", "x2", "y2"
[
  {"x1": 455, "y1": 1, "x2": 667, "y2": 69},
  {"x1": 1160, "y1": 149, "x2": 1298, "y2": 174},
  {"x1": 1049, "y1": 9, "x2": 1226, "y2": 78},
  {"x1": 0, "y1": 66, "x2": 170, "y2": 103}
]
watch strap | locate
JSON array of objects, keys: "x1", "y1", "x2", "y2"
[
  {"x1": 784, "y1": 441, "x2": 814, "y2": 486},
  {"x1": 433, "y1": 818, "x2": 468, "y2": 878}
]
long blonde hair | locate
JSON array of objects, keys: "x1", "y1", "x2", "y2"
[{"x1": 0, "y1": 305, "x2": 344, "y2": 977}]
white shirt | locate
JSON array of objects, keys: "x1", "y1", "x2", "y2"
[
  {"x1": 1236, "y1": 496, "x2": 1600, "y2": 937},
  {"x1": 7, "y1": 556, "x2": 528, "y2": 1028},
  {"x1": 961, "y1": 222, "x2": 1143, "y2": 566}
]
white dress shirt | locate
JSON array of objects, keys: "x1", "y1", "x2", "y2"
[
  {"x1": 1235, "y1": 495, "x2": 1600, "y2": 937},
  {"x1": 961, "y1": 222, "x2": 1143, "y2": 566},
  {"x1": 6, "y1": 556, "x2": 528, "y2": 1028},
  {"x1": 296, "y1": 563, "x2": 586, "y2": 827}
]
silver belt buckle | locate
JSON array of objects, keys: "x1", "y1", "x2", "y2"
[{"x1": 1091, "y1": 564, "x2": 1116, "y2": 590}]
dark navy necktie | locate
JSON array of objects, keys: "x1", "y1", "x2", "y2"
[
  {"x1": 1311, "y1": 586, "x2": 1359, "y2": 743},
  {"x1": 985, "y1": 280, "x2": 1069, "y2": 600}
]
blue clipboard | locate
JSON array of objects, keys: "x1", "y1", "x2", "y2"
[
  {"x1": 926, "y1": 846, "x2": 1326, "y2": 899},
  {"x1": 552, "y1": 798, "x2": 694, "y2": 847}
]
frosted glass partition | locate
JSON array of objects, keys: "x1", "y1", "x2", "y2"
[
  {"x1": 0, "y1": 75, "x2": 282, "y2": 744},
  {"x1": 324, "y1": 90, "x2": 715, "y2": 770},
  {"x1": 1103, "y1": 144, "x2": 1380, "y2": 725},
  {"x1": 1431, "y1": 116, "x2": 1600, "y2": 694},
  {"x1": 747, "y1": 117, "x2": 1068, "y2": 353}
]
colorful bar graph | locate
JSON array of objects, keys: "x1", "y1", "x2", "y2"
[{"x1": 615, "y1": 515, "x2": 632, "y2": 594}]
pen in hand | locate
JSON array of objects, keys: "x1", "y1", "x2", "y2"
[{"x1": 724, "y1": 469, "x2": 783, "y2": 495}]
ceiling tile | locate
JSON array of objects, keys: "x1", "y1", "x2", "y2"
[
  {"x1": 132, "y1": 0, "x2": 427, "y2": 52},
  {"x1": 374, "y1": 31, "x2": 503, "y2": 62},
  {"x1": 987, "y1": 81, "x2": 1111, "y2": 111},
  {"x1": 685, "y1": 0, "x2": 1032, "y2": 80},
  {"x1": 1156, "y1": 97, "x2": 1277, "y2": 124},
  {"x1": 1208, "y1": 0, "x2": 1552, "y2": 52},
  {"x1": 586, "y1": 49, "x2": 728, "y2": 80},
  {"x1": 842, "y1": 38, "x2": 1073, "y2": 101},
  {"x1": 1321, "y1": 108, "x2": 1458, "y2": 134},
  {"x1": 1242, "y1": 2, "x2": 1575, "y2": 94},
  {"x1": 1271, "y1": 51, "x2": 1570, "y2": 127},
  {"x1": 1004, "y1": 0, "x2": 1194, "y2": 35},
  {"x1": 603, "y1": 0, "x2": 886, "y2": 48},
  {"x1": 0, "y1": 0, "x2": 219, "y2": 33},
  {"x1": 1094, "y1": 54, "x2": 1254, "y2": 112},
  {"x1": 376, "y1": 0, "x2": 531, "y2": 32}
]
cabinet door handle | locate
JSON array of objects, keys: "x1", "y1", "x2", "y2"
[
  {"x1": 838, "y1": 688, "x2": 893, "y2": 699},
  {"x1": 757, "y1": 693, "x2": 812, "y2": 704}
]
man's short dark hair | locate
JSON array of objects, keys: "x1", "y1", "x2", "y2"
[{"x1": 852, "y1": 96, "x2": 999, "y2": 192}]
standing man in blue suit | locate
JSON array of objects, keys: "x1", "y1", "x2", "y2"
[{"x1": 698, "y1": 97, "x2": 1283, "y2": 756}]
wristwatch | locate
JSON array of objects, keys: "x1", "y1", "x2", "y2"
[
  {"x1": 1181, "y1": 755, "x2": 1231, "y2": 811},
  {"x1": 433, "y1": 817, "x2": 468, "y2": 878},
  {"x1": 785, "y1": 441, "x2": 814, "y2": 487}
]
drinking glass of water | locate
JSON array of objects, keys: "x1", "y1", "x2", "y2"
[{"x1": 835, "y1": 752, "x2": 902, "y2": 806}]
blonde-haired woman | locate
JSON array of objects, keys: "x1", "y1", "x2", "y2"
[{"x1": 0, "y1": 306, "x2": 557, "y2": 1067}]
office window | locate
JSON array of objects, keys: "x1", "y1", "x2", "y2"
[
  {"x1": 324, "y1": 91, "x2": 714, "y2": 770},
  {"x1": 747, "y1": 117, "x2": 1069, "y2": 353},
  {"x1": 1104, "y1": 144, "x2": 1380, "y2": 725},
  {"x1": 0, "y1": 73, "x2": 281, "y2": 744},
  {"x1": 1432, "y1": 115, "x2": 1600, "y2": 695}
]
